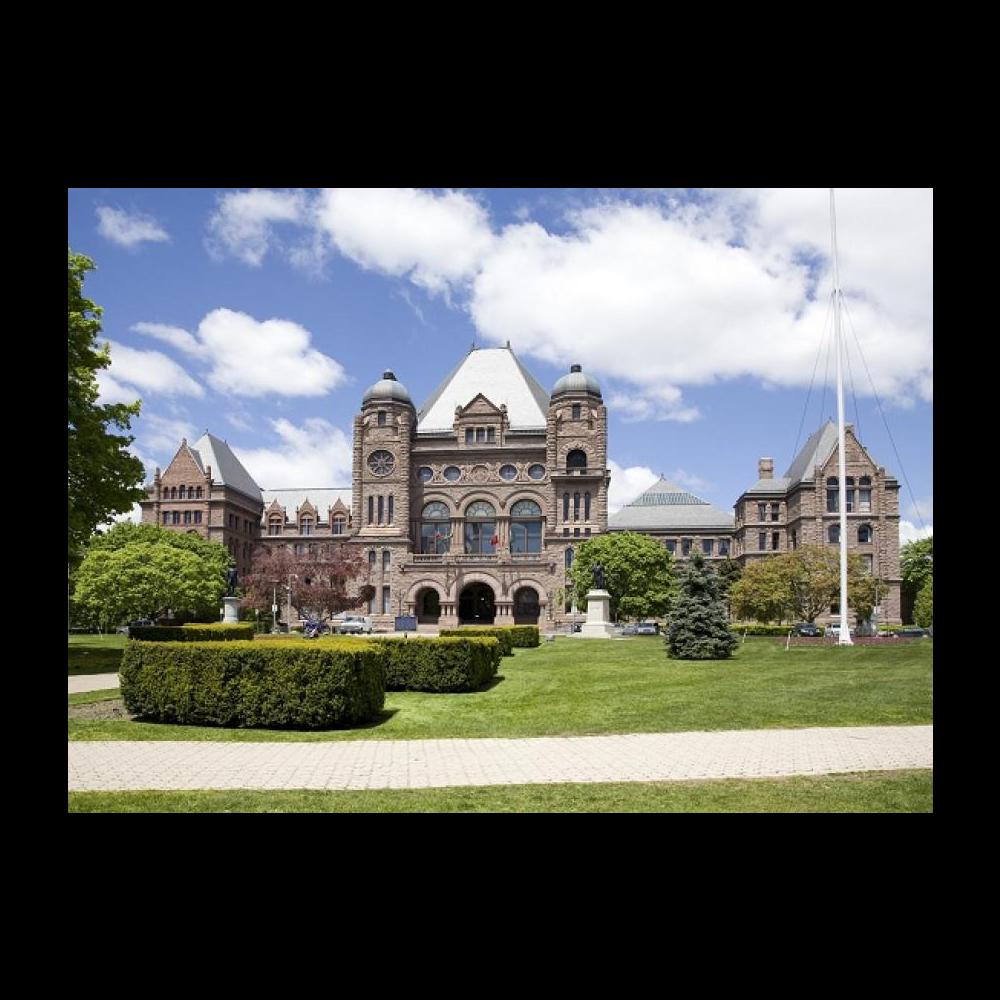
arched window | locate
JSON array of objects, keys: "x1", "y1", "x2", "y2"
[
  {"x1": 195, "y1": 486, "x2": 203, "y2": 499},
  {"x1": 178, "y1": 485, "x2": 186, "y2": 499},
  {"x1": 169, "y1": 486, "x2": 177, "y2": 499},
  {"x1": 565, "y1": 547, "x2": 574, "y2": 569},
  {"x1": 573, "y1": 492, "x2": 580, "y2": 520},
  {"x1": 162, "y1": 511, "x2": 170, "y2": 524},
  {"x1": 388, "y1": 495, "x2": 394, "y2": 525},
  {"x1": 268, "y1": 515, "x2": 283, "y2": 536},
  {"x1": 563, "y1": 492, "x2": 570, "y2": 521},
  {"x1": 828, "y1": 523, "x2": 840, "y2": 544},
  {"x1": 566, "y1": 449, "x2": 587, "y2": 471},
  {"x1": 826, "y1": 477, "x2": 839, "y2": 513},
  {"x1": 332, "y1": 515, "x2": 346, "y2": 535},
  {"x1": 300, "y1": 516, "x2": 313, "y2": 536},
  {"x1": 420, "y1": 501, "x2": 451, "y2": 554},
  {"x1": 858, "y1": 524, "x2": 873, "y2": 544},
  {"x1": 511, "y1": 499, "x2": 543, "y2": 554},
  {"x1": 464, "y1": 501, "x2": 496, "y2": 555}
]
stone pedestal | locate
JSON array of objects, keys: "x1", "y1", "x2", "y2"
[
  {"x1": 222, "y1": 596, "x2": 241, "y2": 624},
  {"x1": 579, "y1": 589, "x2": 614, "y2": 639}
]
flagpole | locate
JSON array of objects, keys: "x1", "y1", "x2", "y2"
[{"x1": 831, "y1": 188, "x2": 853, "y2": 646}]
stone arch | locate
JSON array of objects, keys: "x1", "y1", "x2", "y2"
[
  {"x1": 404, "y1": 578, "x2": 448, "y2": 605},
  {"x1": 454, "y1": 489, "x2": 500, "y2": 510},
  {"x1": 419, "y1": 493, "x2": 456, "y2": 513},
  {"x1": 447, "y1": 570, "x2": 501, "y2": 602},
  {"x1": 513, "y1": 585, "x2": 541, "y2": 624}
]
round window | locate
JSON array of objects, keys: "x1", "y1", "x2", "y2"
[
  {"x1": 443, "y1": 466, "x2": 461, "y2": 482},
  {"x1": 528, "y1": 464, "x2": 545, "y2": 480},
  {"x1": 417, "y1": 466, "x2": 433, "y2": 482},
  {"x1": 367, "y1": 450, "x2": 395, "y2": 476},
  {"x1": 499, "y1": 464, "x2": 517, "y2": 481}
]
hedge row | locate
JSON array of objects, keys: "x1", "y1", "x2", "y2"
[
  {"x1": 129, "y1": 623, "x2": 255, "y2": 642},
  {"x1": 119, "y1": 640, "x2": 384, "y2": 729},
  {"x1": 374, "y1": 637, "x2": 501, "y2": 692},
  {"x1": 728, "y1": 624, "x2": 826, "y2": 637},
  {"x1": 437, "y1": 625, "x2": 540, "y2": 652}
]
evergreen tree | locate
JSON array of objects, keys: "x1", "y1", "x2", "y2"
[{"x1": 665, "y1": 552, "x2": 738, "y2": 660}]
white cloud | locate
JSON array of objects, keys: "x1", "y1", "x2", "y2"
[
  {"x1": 136, "y1": 413, "x2": 198, "y2": 458},
  {"x1": 609, "y1": 385, "x2": 701, "y2": 423},
  {"x1": 197, "y1": 308, "x2": 347, "y2": 397},
  {"x1": 902, "y1": 495, "x2": 933, "y2": 524},
  {"x1": 95, "y1": 369, "x2": 140, "y2": 406},
  {"x1": 232, "y1": 418, "x2": 354, "y2": 489},
  {"x1": 899, "y1": 520, "x2": 933, "y2": 547},
  {"x1": 96, "y1": 206, "x2": 170, "y2": 247},
  {"x1": 110, "y1": 503, "x2": 144, "y2": 526},
  {"x1": 316, "y1": 188, "x2": 495, "y2": 295},
  {"x1": 100, "y1": 340, "x2": 204, "y2": 399},
  {"x1": 607, "y1": 459, "x2": 659, "y2": 514},
  {"x1": 225, "y1": 412, "x2": 254, "y2": 432},
  {"x1": 132, "y1": 322, "x2": 206, "y2": 357},
  {"x1": 206, "y1": 189, "x2": 308, "y2": 266},
  {"x1": 669, "y1": 469, "x2": 712, "y2": 493}
]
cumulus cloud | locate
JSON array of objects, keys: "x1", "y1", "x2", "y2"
[
  {"x1": 609, "y1": 384, "x2": 701, "y2": 423},
  {"x1": 669, "y1": 469, "x2": 713, "y2": 493},
  {"x1": 96, "y1": 206, "x2": 170, "y2": 247},
  {"x1": 607, "y1": 459, "x2": 659, "y2": 514},
  {"x1": 135, "y1": 413, "x2": 198, "y2": 457},
  {"x1": 206, "y1": 189, "x2": 309, "y2": 266},
  {"x1": 903, "y1": 496, "x2": 933, "y2": 524},
  {"x1": 232, "y1": 418, "x2": 354, "y2": 489},
  {"x1": 899, "y1": 520, "x2": 933, "y2": 547},
  {"x1": 132, "y1": 322, "x2": 206, "y2": 357},
  {"x1": 98, "y1": 340, "x2": 204, "y2": 401}
]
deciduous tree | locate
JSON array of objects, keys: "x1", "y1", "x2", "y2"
[{"x1": 913, "y1": 578, "x2": 933, "y2": 629}]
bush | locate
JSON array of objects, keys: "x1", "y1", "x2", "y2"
[
  {"x1": 374, "y1": 637, "x2": 501, "y2": 692},
  {"x1": 130, "y1": 623, "x2": 255, "y2": 642},
  {"x1": 730, "y1": 624, "x2": 812, "y2": 637},
  {"x1": 507, "y1": 626, "x2": 541, "y2": 647},
  {"x1": 119, "y1": 639, "x2": 384, "y2": 729},
  {"x1": 439, "y1": 627, "x2": 514, "y2": 656}
]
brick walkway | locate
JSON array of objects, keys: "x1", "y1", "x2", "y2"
[{"x1": 68, "y1": 725, "x2": 932, "y2": 791}]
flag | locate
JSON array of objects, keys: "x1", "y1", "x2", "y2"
[{"x1": 490, "y1": 534, "x2": 499, "y2": 547}]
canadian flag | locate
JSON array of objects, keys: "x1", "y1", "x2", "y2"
[{"x1": 490, "y1": 534, "x2": 500, "y2": 548}]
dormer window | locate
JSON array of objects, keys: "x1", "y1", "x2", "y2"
[
  {"x1": 332, "y1": 515, "x2": 346, "y2": 535},
  {"x1": 466, "y1": 429, "x2": 474, "y2": 444},
  {"x1": 487, "y1": 427, "x2": 495, "y2": 442},
  {"x1": 300, "y1": 516, "x2": 314, "y2": 536}
]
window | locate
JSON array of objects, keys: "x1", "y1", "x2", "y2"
[
  {"x1": 294, "y1": 543, "x2": 304, "y2": 555},
  {"x1": 565, "y1": 548, "x2": 574, "y2": 569},
  {"x1": 183, "y1": 510, "x2": 192, "y2": 524},
  {"x1": 417, "y1": 466, "x2": 433, "y2": 483},
  {"x1": 172, "y1": 511, "x2": 180, "y2": 524},
  {"x1": 572, "y1": 404, "x2": 581, "y2": 420},
  {"x1": 828, "y1": 524, "x2": 840, "y2": 544},
  {"x1": 563, "y1": 493, "x2": 570, "y2": 521},
  {"x1": 377, "y1": 411, "x2": 386, "y2": 426},
  {"x1": 368, "y1": 550, "x2": 376, "y2": 568},
  {"x1": 170, "y1": 487, "x2": 177, "y2": 499},
  {"x1": 826, "y1": 477, "x2": 839, "y2": 513},
  {"x1": 789, "y1": 530, "x2": 796, "y2": 550},
  {"x1": 163, "y1": 511, "x2": 170, "y2": 524},
  {"x1": 444, "y1": 466, "x2": 461, "y2": 481},
  {"x1": 332, "y1": 515, "x2": 346, "y2": 535},
  {"x1": 861, "y1": 554, "x2": 874, "y2": 574},
  {"x1": 382, "y1": 586, "x2": 391, "y2": 615},
  {"x1": 573, "y1": 528, "x2": 580, "y2": 537},
  {"x1": 269, "y1": 516, "x2": 282, "y2": 536},
  {"x1": 510, "y1": 499, "x2": 543, "y2": 554},
  {"x1": 178, "y1": 486, "x2": 186, "y2": 499},
  {"x1": 377, "y1": 496, "x2": 384, "y2": 524},
  {"x1": 367, "y1": 593, "x2": 374, "y2": 614},
  {"x1": 464, "y1": 500, "x2": 497, "y2": 555},
  {"x1": 573, "y1": 492, "x2": 580, "y2": 520},
  {"x1": 563, "y1": 528, "x2": 569, "y2": 536},
  {"x1": 465, "y1": 429, "x2": 474, "y2": 444},
  {"x1": 528, "y1": 464, "x2": 545, "y2": 480},
  {"x1": 487, "y1": 427, "x2": 496, "y2": 442},
  {"x1": 476, "y1": 427, "x2": 485, "y2": 442},
  {"x1": 368, "y1": 496, "x2": 374, "y2": 524},
  {"x1": 665, "y1": 540, "x2": 676, "y2": 554},
  {"x1": 858, "y1": 524, "x2": 873, "y2": 544},
  {"x1": 584, "y1": 492, "x2": 591, "y2": 520},
  {"x1": 499, "y1": 464, "x2": 517, "y2": 481},
  {"x1": 301, "y1": 516, "x2": 313, "y2": 536},
  {"x1": 682, "y1": 538, "x2": 692, "y2": 557},
  {"x1": 194, "y1": 511, "x2": 202, "y2": 524},
  {"x1": 388, "y1": 495, "x2": 394, "y2": 524},
  {"x1": 758, "y1": 532, "x2": 767, "y2": 551},
  {"x1": 195, "y1": 487, "x2": 203, "y2": 499},
  {"x1": 420, "y1": 501, "x2": 451, "y2": 554},
  {"x1": 383, "y1": 550, "x2": 390, "y2": 570},
  {"x1": 771, "y1": 503, "x2": 780, "y2": 521},
  {"x1": 566, "y1": 449, "x2": 587, "y2": 471},
  {"x1": 702, "y1": 539, "x2": 714, "y2": 555},
  {"x1": 367, "y1": 450, "x2": 395, "y2": 476},
  {"x1": 772, "y1": 532, "x2": 780, "y2": 551},
  {"x1": 859, "y1": 487, "x2": 872, "y2": 513},
  {"x1": 584, "y1": 528, "x2": 591, "y2": 536},
  {"x1": 718, "y1": 539, "x2": 729, "y2": 556},
  {"x1": 758, "y1": 503, "x2": 767, "y2": 521},
  {"x1": 845, "y1": 477, "x2": 855, "y2": 513}
]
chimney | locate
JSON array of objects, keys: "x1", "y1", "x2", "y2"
[{"x1": 758, "y1": 457, "x2": 774, "y2": 480}]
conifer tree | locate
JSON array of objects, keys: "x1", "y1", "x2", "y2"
[{"x1": 665, "y1": 552, "x2": 738, "y2": 660}]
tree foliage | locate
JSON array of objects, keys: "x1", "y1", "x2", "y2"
[
  {"x1": 900, "y1": 536, "x2": 933, "y2": 624},
  {"x1": 68, "y1": 250, "x2": 146, "y2": 566},
  {"x1": 913, "y1": 578, "x2": 933, "y2": 628},
  {"x1": 568, "y1": 532, "x2": 674, "y2": 621},
  {"x1": 665, "y1": 552, "x2": 738, "y2": 660},
  {"x1": 242, "y1": 542, "x2": 375, "y2": 620}
]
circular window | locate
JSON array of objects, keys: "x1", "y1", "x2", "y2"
[
  {"x1": 528, "y1": 464, "x2": 546, "y2": 480},
  {"x1": 367, "y1": 450, "x2": 395, "y2": 476},
  {"x1": 443, "y1": 466, "x2": 461, "y2": 482},
  {"x1": 417, "y1": 466, "x2": 433, "y2": 482},
  {"x1": 499, "y1": 464, "x2": 517, "y2": 481}
]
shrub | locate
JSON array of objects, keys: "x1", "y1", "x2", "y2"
[
  {"x1": 730, "y1": 623, "x2": 810, "y2": 637},
  {"x1": 439, "y1": 627, "x2": 514, "y2": 656},
  {"x1": 507, "y1": 626, "x2": 540, "y2": 648},
  {"x1": 130, "y1": 623, "x2": 255, "y2": 642},
  {"x1": 666, "y1": 552, "x2": 737, "y2": 660},
  {"x1": 374, "y1": 637, "x2": 501, "y2": 692},
  {"x1": 119, "y1": 639, "x2": 384, "y2": 729}
]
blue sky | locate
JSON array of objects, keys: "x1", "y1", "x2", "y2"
[{"x1": 67, "y1": 187, "x2": 933, "y2": 541}]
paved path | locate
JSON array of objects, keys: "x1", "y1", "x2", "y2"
[
  {"x1": 68, "y1": 725, "x2": 932, "y2": 791},
  {"x1": 69, "y1": 673, "x2": 119, "y2": 694}
]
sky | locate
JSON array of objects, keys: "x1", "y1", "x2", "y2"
[{"x1": 68, "y1": 187, "x2": 933, "y2": 545}]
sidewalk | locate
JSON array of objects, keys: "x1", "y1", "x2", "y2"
[
  {"x1": 69, "y1": 673, "x2": 119, "y2": 694},
  {"x1": 68, "y1": 725, "x2": 932, "y2": 791}
]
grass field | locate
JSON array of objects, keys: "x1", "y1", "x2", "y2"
[
  {"x1": 67, "y1": 769, "x2": 933, "y2": 813},
  {"x1": 68, "y1": 635, "x2": 932, "y2": 743},
  {"x1": 68, "y1": 634, "x2": 125, "y2": 675}
]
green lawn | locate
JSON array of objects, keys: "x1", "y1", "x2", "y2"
[
  {"x1": 67, "y1": 769, "x2": 933, "y2": 813},
  {"x1": 69, "y1": 689, "x2": 123, "y2": 707},
  {"x1": 68, "y1": 634, "x2": 125, "y2": 675},
  {"x1": 68, "y1": 636, "x2": 932, "y2": 743}
]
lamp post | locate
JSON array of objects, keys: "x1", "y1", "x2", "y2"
[
  {"x1": 271, "y1": 581, "x2": 279, "y2": 634},
  {"x1": 286, "y1": 573, "x2": 298, "y2": 629}
]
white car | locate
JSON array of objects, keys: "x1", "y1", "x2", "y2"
[
  {"x1": 827, "y1": 624, "x2": 855, "y2": 638},
  {"x1": 334, "y1": 615, "x2": 374, "y2": 634}
]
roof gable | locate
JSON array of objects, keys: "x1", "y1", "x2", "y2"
[{"x1": 191, "y1": 433, "x2": 263, "y2": 502}]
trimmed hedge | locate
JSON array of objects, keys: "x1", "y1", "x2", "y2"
[
  {"x1": 439, "y1": 627, "x2": 514, "y2": 655},
  {"x1": 119, "y1": 639, "x2": 384, "y2": 729},
  {"x1": 130, "y1": 623, "x2": 255, "y2": 642},
  {"x1": 728, "y1": 623, "x2": 825, "y2": 637},
  {"x1": 374, "y1": 637, "x2": 501, "y2": 692}
]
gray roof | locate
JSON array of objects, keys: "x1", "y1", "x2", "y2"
[
  {"x1": 743, "y1": 477, "x2": 792, "y2": 495},
  {"x1": 262, "y1": 488, "x2": 352, "y2": 520},
  {"x1": 784, "y1": 421, "x2": 839, "y2": 484},
  {"x1": 552, "y1": 365, "x2": 602, "y2": 397},
  {"x1": 191, "y1": 433, "x2": 263, "y2": 502},
  {"x1": 363, "y1": 370, "x2": 413, "y2": 406},
  {"x1": 609, "y1": 477, "x2": 734, "y2": 531},
  {"x1": 417, "y1": 346, "x2": 550, "y2": 432}
]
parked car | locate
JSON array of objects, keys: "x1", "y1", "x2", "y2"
[
  {"x1": 827, "y1": 624, "x2": 855, "y2": 638},
  {"x1": 892, "y1": 627, "x2": 930, "y2": 639},
  {"x1": 334, "y1": 615, "x2": 374, "y2": 635},
  {"x1": 620, "y1": 624, "x2": 638, "y2": 635},
  {"x1": 791, "y1": 622, "x2": 822, "y2": 637},
  {"x1": 117, "y1": 618, "x2": 154, "y2": 636},
  {"x1": 635, "y1": 621, "x2": 660, "y2": 635}
]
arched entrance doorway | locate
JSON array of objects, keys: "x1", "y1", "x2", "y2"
[
  {"x1": 459, "y1": 582, "x2": 495, "y2": 624},
  {"x1": 417, "y1": 588, "x2": 441, "y2": 624},
  {"x1": 513, "y1": 586, "x2": 540, "y2": 624}
]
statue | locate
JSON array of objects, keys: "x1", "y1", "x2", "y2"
[
  {"x1": 592, "y1": 562, "x2": 606, "y2": 591},
  {"x1": 226, "y1": 566, "x2": 238, "y2": 596}
]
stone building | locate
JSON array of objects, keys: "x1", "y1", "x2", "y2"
[
  {"x1": 608, "y1": 476, "x2": 735, "y2": 560},
  {"x1": 732, "y1": 421, "x2": 901, "y2": 623}
]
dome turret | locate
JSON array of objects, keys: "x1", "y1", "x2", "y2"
[
  {"x1": 552, "y1": 363, "x2": 602, "y2": 398},
  {"x1": 363, "y1": 369, "x2": 413, "y2": 405}
]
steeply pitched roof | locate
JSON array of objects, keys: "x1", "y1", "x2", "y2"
[
  {"x1": 417, "y1": 346, "x2": 550, "y2": 432},
  {"x1": 190, "y1": 433, "x2": 263, "y2": 502},
  {"x1": 783, "y1": 420, "x2": 840, "y2": 485},
  {"x1": 609, "y1": 477, "x2": 734, "y2": 531}
]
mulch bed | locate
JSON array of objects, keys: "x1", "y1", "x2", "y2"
[{"x1": 68, "y1": 698, "x2": 136, "y2": 721}]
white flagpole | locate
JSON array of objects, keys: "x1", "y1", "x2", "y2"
[{"x1": 830, "y1": 188, "x2": 853, "y2": 646}]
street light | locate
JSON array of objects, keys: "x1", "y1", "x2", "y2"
[
  {"x1": 286, "y1": 573, "x2": 298, "y2": 629},
  {"x1": 271, "y1": 580, "x2": 279, "y2": 634}
]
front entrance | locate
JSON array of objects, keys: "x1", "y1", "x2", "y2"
[
  {"x1": 418, "y1": 588, "x2": 441, "y2": 624},
  {"x1": 459, "y1": 582, "x2": 496, "y2": 624},
  {"x1": 513, "y1": 586, "x2": 540, "y2": 624}
]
